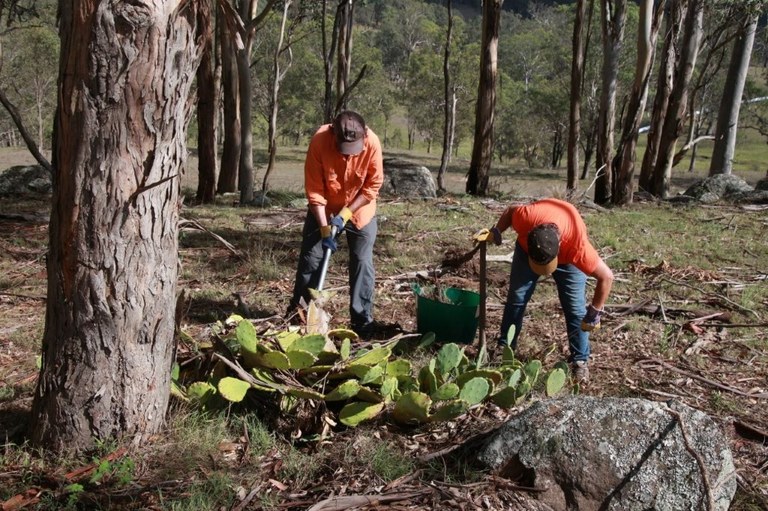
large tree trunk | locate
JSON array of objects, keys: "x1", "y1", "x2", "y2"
[
  {"x1": 321, "y1": 0, "x2": 338, "y2": 123},
  {"x1": 31, "y1": 0, "x2": 202, "y2": 452},
  {"x1": 708, "y1": 10, "x2": 758, "y2": 176},
  {"x1": 437, "y1": 0, "x2": 454, "y2": 193},
  {"x1": 217, "y1": 5, "x2": 241, "y2": 194},
  {"x1": 196, "y1": 1, "x2": 219, "y2": 204},
  {"x1": 639, "y1": 0, "x2": 685, "y2": 193},
  {"x1": 235, "y1": 0, "x2": 275, "y2": 203},
  {"x1": 466, "y1": 0, "x2": 502, "y2": 196},
  {"x1": 237, "y1": 0, "x2": 258, "y2": 205},
  {"x1": 594, "y1": 0, "x2": 626, "y2": 205},
  {"x1": 567, "y1": 0, "x2": 588, "y2": 192},
  {"x1": 613, "y1": 0, "x2": 663, "y2": 205},
  {"x1": 650, "y1": 0, "x2": 703, "y2": 198},
  {"x1": 334, "y1": 0, "x2": 355, "y2": 113}
]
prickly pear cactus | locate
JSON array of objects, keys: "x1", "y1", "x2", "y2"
[{"x1": 176, "y1": 316, "x2": 573, "y2": 432}]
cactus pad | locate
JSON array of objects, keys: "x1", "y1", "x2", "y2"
[{"x1": 339, "y1": 401, "x2": 385, "y2": 427}]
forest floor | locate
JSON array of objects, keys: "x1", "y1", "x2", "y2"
[{"x1": 0, "y1": 149, "x2": 766, "y2": 510}]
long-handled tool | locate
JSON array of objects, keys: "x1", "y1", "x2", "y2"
[
  {"x1": 478, "y1": 239, "x2": 487, "y2": 351},
  {"x1": 315, "y1": 226, "x2": 337, "y2": 292},
  {"x1": 306, "y1": 225, "x2": 338, "y2": 334}
]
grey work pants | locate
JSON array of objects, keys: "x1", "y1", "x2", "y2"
[{"x1": 289, "y1": 212, "x2": 377, "y2": 328}]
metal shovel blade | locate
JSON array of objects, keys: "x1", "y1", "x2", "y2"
[{"x1": 307, "y1": 225, "x2": 338, "y2": 334}]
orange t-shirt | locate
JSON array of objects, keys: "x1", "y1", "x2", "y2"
[
  {"x1": 304, "y1": 124, "x2": 384, "y2": 228},
  {"x1": 511, "y1": 198, "x2": 600, "y2": 275}
]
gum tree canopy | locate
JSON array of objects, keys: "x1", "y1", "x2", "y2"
[{"x1": 30, "y1": 0, "x2": 204, "y2": 451}]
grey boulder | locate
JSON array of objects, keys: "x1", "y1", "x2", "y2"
[{"x1": 475, "y1": 396, "x2": 736, "y2": 511}]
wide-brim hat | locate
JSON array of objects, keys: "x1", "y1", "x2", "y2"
[
  {"x1": 527, "y1": 223, "x2": 559, "y2": 276},
  {"x1": 333, "y1": 111, "x2": 366, "y2": 155}
]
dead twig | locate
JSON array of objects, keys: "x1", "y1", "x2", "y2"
[
  {"x1": 0, "y1": 292, "x2": 46, "y2": 302},
  {"x1": 663, "y1": 406, "x2": 715, "y2": 511},
  {"x1": 660, "y1": 277, "x2": 759, "y2": 318},
  {"x1": 305, "y1": 490, "x2": 429, "y2": 511},
  {"x1": 179, "y1": 218, "x2": 244, "y2": 259},
  {"x1": 638, "y1": 358, "x2": 768, "y2": 400}
]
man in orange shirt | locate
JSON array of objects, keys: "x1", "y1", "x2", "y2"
[
  {"x1": 478, "y1": 198, "x2": 614, "y2": 382},
  {"x1": 288, "y1": 111, "x2": 384, "y2": 338}
]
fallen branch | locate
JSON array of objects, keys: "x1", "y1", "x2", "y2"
[
  {"x1": 695, "y1": 322, "x2": 768, "y2": 329},
  {"x1": 306, "y1": 490, "x2": 429, "y2": 511},
  {"x1": 733, "y1": 420, "x2": 768, "y2": 443},
  {"x1": 489, "y1": 474, "x2": 547, "y2": 493},
  {"x1": 638, "y1": 358, "x2": 768, "y2": 400},
  {"x1": 663, "y1": 406, "x2": 715, "y2": 511},
  {"x1": 660, "y1": 277, "x2": 759, "y2": 318},
  {"x1": 605, "y1": 303, "x2": 712, "y2": 319},
  {"x1": 179, "y1": 218, "x2": 244, "y2": 259},
  {"x1": 0, "y1": 292, "x2": 46, "y2": 302}
]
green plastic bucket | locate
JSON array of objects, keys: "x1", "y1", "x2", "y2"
[{"x1": 414, "y1": 285, "x2": 480, "y2": 344}]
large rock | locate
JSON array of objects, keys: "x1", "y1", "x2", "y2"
[
  {"x1": 0, "y1": 165, "x2": 51, "y2": 196},
  {"x1": 476, "y1": 397, "x2": 736, "y2": 511},
  {"x1": 381, "y1": 158, "x2": 437, "y2": 198},
  {"x1": 682, "y1": 174, "x2": 753, "y2": 203}
]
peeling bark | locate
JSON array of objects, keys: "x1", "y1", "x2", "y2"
[{"x1": 31, "y1": 0, "x2": 203, "y2": 452}]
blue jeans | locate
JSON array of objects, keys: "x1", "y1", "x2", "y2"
[
  {"x1": 290, "y1": 212, "x2": 377, "y2": 328},
  {"x1": 498, "y1": 243, "x2": 589, "y2": 362}
]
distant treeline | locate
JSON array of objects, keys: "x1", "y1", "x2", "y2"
[{"x1": 424, "y1": 0, "x2": 575, "y2": 18}]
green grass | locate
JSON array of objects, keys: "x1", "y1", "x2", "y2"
[
  {"x1": 343, "y1": 436, "x2": 415, "y2": 483},
  {"x1": 1, "y1": 140, "x2": 767, "y2": 509}
]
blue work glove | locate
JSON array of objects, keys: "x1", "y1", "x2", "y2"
[
  {"x1": 320, "y1": 225, "x2": 338, "y2": 253},
  {"x1": 580, "y1": 304, "x2": 603, "y2": 332},
  {"x1": 490, "y1": 226, "x2": 502, "y2": 245},
  {"x1": 330, "y1": 206, "x2": 353, "y2": 234}
]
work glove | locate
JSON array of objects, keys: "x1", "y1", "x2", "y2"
[
  {"x1": 320, "y1": 225, "x2": 338, "y2": 253},
  {"x1": 330, "y1": 206, "x2": 353, "y2": 234},
  {"x1": 580, "y1": 304, "x2": 603, "y2": 332},
  {"x1": 473, "y1": 226, "x2": 502, "y2": 246}
]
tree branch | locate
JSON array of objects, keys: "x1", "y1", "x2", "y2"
[
  {"x1": 0, "y1": 86, "x2": 53, "y2": 174},
  {"x1": 333, "y1": 64, "x2": 367, "y2": 114}
]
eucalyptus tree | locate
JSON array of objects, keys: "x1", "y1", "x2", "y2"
[
  {"x1": 405, "y1": 51, "x2": 444, "y2": 152},
  {"x1": 195, "y1": 1, "x2": 218, "y2": 203},
  {"x1": 467, "y1": 0, "x2": 503, "y2": 196},
  {"x1": 0, "y1": 0, "x2": 55, "y2": 167},
  {"x1": 567, "y1": 0, "x2": 589, "y2": 190},
  {"x1": 437, "y1": 0, "x2": 455, "y2": 192},
  {"x1": 612, "y1": 0, "x2": 664, "y2": 205},
  {"x1": 217, "y1": 4, "x2": 241, "y2": 194},
  {"x1": 375, "y1": 0, "x2": 434, "y2": 87},
  {"x1": 0, "y1": 24, "x2": 56, "y2": 158},
  {"x1": 275, "y1": 34, "x2": 325, "y2": 145},
  {"x1": 594, "y1": 0, "x2": 627, "y2": 205},
  {"x1": 236, "y1": 0, "x2": 277, "y2": 204},
  {"x1": 343, "y1": 31, "x2": 396, "y2": 137},
  {"x1": 639, "y1": 0, "x2": 686, "y2": 194},
  {"x1": 676, "y1": 2, "x2": 733, "y2": 173},
  {"x1": 708, "y1": 1, "x2": 764, "y2": 176},
  {"x1": 31, "y1": 0, "x2": 204, "y2": 451},
  {"x1": 648, "y1": 0, "x2": 704, "y2": 198}
]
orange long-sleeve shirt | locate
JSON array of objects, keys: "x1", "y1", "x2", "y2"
[
  {"x1": 304, "y1": 124, "x2": 384, "y2": 228},
  {"x1": 510, "y1": 198, "x2": 600, "y2": 275}
]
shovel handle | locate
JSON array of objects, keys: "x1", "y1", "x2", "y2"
[
  {"x1": 316, "y1": 247, "x2": 333, "y2": 291},
  {"x1": 315, "y1": 225, "x2": 338, "y2": 291}
]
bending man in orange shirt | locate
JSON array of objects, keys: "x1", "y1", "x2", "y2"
[
  {"x1": 478, "y1": 198, "x2": 614, "y2": 382},
  {"x1": 289, "y1": 111, "x2": 384, "y2": 338}
]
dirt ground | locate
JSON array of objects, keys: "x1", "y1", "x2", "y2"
[{"x1": 1, "y1": 148, "x2": 767, "y2": 509}]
